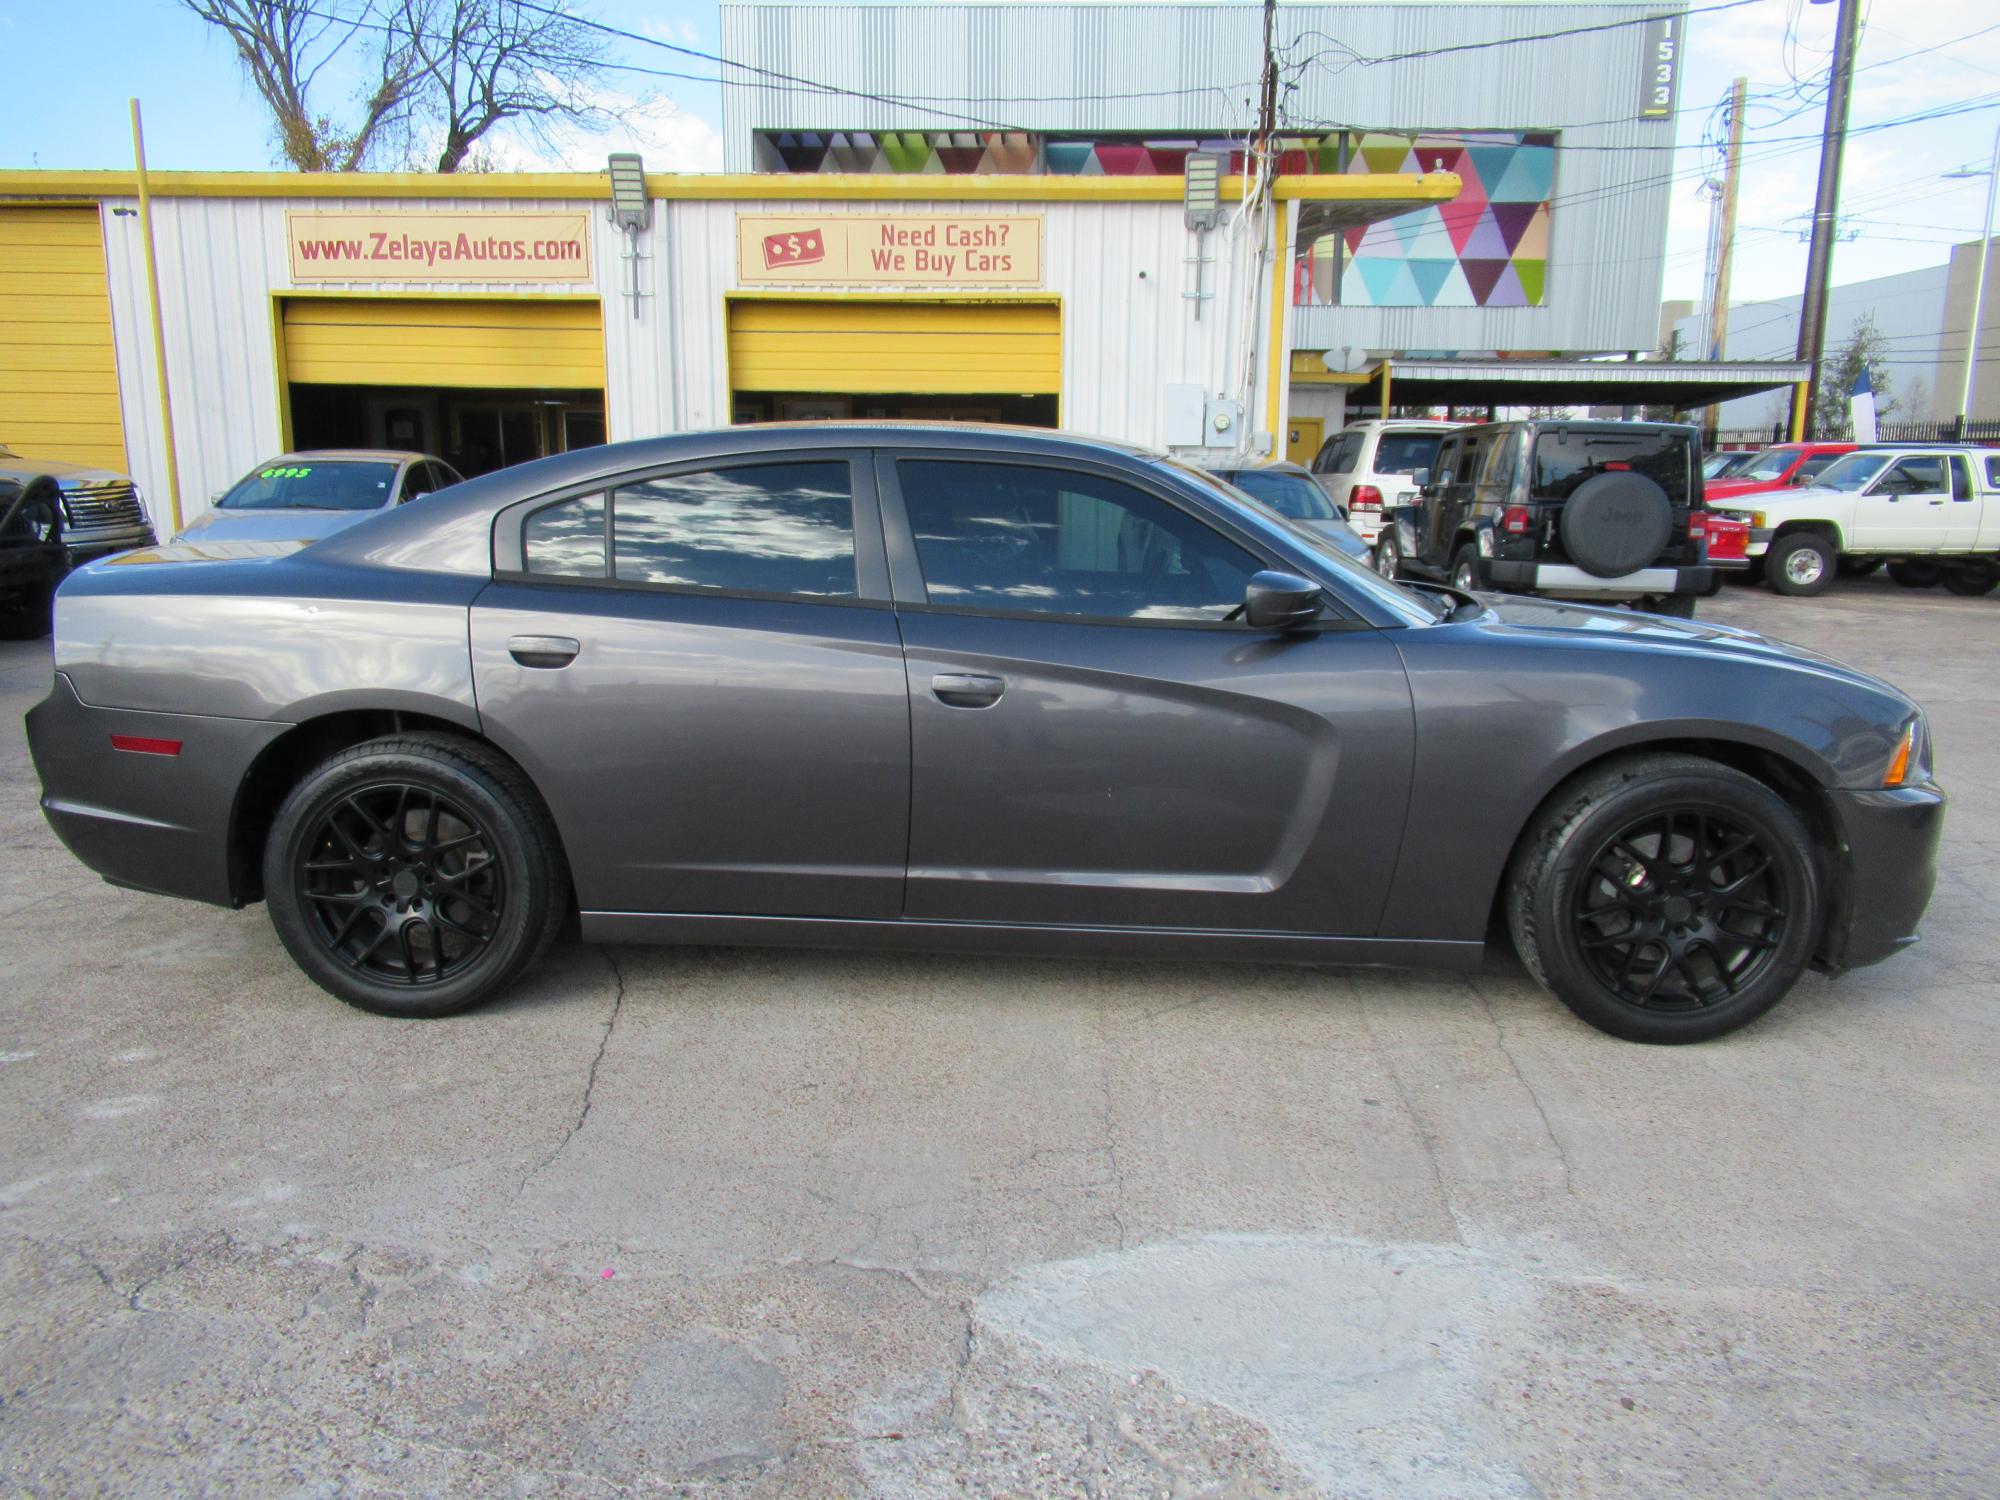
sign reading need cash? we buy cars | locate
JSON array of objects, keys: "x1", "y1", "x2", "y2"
[{"x1": 737, "y1": 214, "x2": 1042, "y2": 287}]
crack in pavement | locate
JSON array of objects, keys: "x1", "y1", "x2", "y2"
[
  {"x1": 1095, "y1": 994, "x2": 1131, "y2": 1252},
  {"x1": 1472, "y1": 980, "x2": 1578, "y2": 1200},
  {"x1": 1362, "y1": 1012, "x2": 1470, "y2": 1247},
  {"x1": 516, "y1": 949, "x2": 627, "y2": 1198}
]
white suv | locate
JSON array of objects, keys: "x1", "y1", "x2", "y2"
[{"x1": 1308, "y1": 419, "x2": 1461, "y2": 544}]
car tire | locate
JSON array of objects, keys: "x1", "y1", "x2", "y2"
[
  {"x1": 1559, "y1": 471, "x2": 1673, "y2": 577},
  {"x1": 1451, "y1": 544, "x2": 1481, "y2": 593},
  {"x1": 1506, "y1": 753, "x2": 1821, "y2": 1044},
  {"x1": 1766, "y1": 531, "x2": 1835, "y2": 597},
  {"x1": 1888, "y1": 560, "x2": 1942, "y2": 589},
  {"x1": 263, "y1": 733, "x2": 570, "y2": 1018},
  {"x1": 1941, "y1": 563, "x2": 1999, "y2": 597},
  {"x1": 1374, "y1": 533, "x2": 1402, "y2": 579}
]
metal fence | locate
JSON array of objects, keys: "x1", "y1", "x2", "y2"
[{"x1": 1717, "y1": 420, "x2": 2000, "y2": 448}]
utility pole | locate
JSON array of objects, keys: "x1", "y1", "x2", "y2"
[
  {"x1": 1795, "y1": 0, "x2": 1863, "y2": 439},
  {"x1": 1705, "y1": 76, "x2": 1748, "y2": 442},
  {"x1": 1254, "y1": 0, "x2": 1278, "y2": 164},
  {"x1": 1950, "y1": 115, "x2": 1999, "y2": 435}
]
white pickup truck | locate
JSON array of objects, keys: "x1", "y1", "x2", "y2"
[{"x1": 1712, "y1": 445, "x2": 2000, "y2": 597}]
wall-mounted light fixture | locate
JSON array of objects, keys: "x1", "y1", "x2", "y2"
[{"x1": 606, "y1": 152, "x2": 653, "y2": 321}]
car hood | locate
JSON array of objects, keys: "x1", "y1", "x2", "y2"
[
  {"x1": 1705, "y1": 476, "x2": 1790, "y2": 499},
  {"x1": 1470, "y1": 592, "x2": 1897, "y2": 692},
  {"x1": 0, "y1": 456, "x2": 131, "y2": 485},
  {"x1": 175, "y1": 509, "x2": 377, "y2": 544}
]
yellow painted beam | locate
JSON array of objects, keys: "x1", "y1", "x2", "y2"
[
  {"x1": 1265, "y1": 199, "x2": 1289, "y2": 443},
  {"x1": 0, "y1": 168, "x2": 1459, "y2": 210}
]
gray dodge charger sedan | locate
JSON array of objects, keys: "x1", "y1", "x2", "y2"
[{"x1": 27, "y1": 424, "x2": 1942, "y2": 1043}]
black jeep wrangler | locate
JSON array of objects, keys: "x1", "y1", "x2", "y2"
[{"x1": 1375, "y1": 419, "x2": 1713, "y2": 617}]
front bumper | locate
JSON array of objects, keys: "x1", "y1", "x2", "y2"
[
  {"x1": 1480, "y1": 559, "x2": 1713, "y2": 596},
  {"x1": 63, "y1": 524, "x2": 158, "y2": 568},
  {"x1": 1820, "y1": 783, "x2": 1945, "y2": 971},
  {"x1": 26, "y1": 672, "x2": 287, "y2": 907}
]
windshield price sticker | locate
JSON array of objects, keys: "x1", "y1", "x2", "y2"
[{"x1": 261, "y1": 466, "x2": 313, "y2": 480}]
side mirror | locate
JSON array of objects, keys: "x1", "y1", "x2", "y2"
[
  {"x1": 1244, "y1": 570, "x2": 1323, "y2": 631},
  {"x1": 1412, "y1": 467, "x2": 1431, "y2": 487}
]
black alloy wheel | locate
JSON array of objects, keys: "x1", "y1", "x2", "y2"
[
  {"x1": 298, "y1": 782, "x2": 505, "y2": 986},
  {"x1": 1568, "y1": 807, "x2": 1790, "y2": 1012},
  {"x1": 264, "y1": 734, "x2": 569, "y2": 1017},
  {"x1": 1506, "y1": 752, "x2": 1820, "y2": 1043}
]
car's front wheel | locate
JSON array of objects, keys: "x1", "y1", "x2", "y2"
[
  {"x1": 263, "y1": 734, "x2": 569, "y2": 1018},
  {"x1": 1767, "y1": 531, "x2": 1836, "y2": 596},
  {"x1": 1506, "y1": 753, "x2": 1820, "y2": 1044}
]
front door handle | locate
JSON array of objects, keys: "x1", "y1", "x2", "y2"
[
  {"x1": 931, "y1": 672, "x2": 1004, "y2": 708},
  {"x1": 509, "y1": 634, "x2": 579, "y2": 669}
]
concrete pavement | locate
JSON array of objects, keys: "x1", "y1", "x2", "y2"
[{"x1": 1, "y1": 575, "x2": 1995, "y2": 1497}]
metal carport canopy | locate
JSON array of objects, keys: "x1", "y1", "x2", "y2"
[{"x1": 1360, "y1": 358, "x2": 1812, "y2": 410}]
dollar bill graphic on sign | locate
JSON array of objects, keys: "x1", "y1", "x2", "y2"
[{"x1": 763, "y1": 228, "x2": 826, "y2": 269}]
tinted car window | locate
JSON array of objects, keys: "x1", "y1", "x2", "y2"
[
  {"x1": 1223, "y1": 469, "x2": 1337, "y2": 521},
  {"x1": 1988, "y1": 454, "x2": 2000, "y2": 488},
  {"x1": 899, "y1": 460, "x2": 1259, "y2": 622},
  {"x1": 524, "y1": 493, "x2": 607, "y2": 577},
  {"x1": 217, "y1": 460, "x2": 400, "y2": 512},
  {"x1": 400, "y1": 463, "x2": 436, "y2": 502},
  {"x1": 611, "y1": 462, "x2": 855, "y2": 597},
  {"x1": 1373, "y1": 431, "x2": 1446, "y2": 477},
  {"x1": 1952, "y1": 455, "x2": 1974, "y2": 500},
  {"x1": 1321, "y1": 432, "x2": 1364, "y2": 473},
  {"x1": 1531, "y1": 429, "x2": 1689, "y2": 506}
]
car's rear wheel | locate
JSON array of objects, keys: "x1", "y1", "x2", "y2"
[
  {"x1": 1451, "y1": 544, "x2": 1480, "y2": 593},
  {"x1": 1941, "y1": 563, "x2": 1999, "y2": 597},
  {"x1": 264, "y1": 734, "x2": 569, "y2": 1018},
  {"x1": 1373, "y1": 533, "x2": 1402, "y2": 579},
  {"x1": 1506, "y1": 753, "x2": 1820, "y2": 1044},
  {"x1": 1766, "y1": 531, "x2": 1835, "y2": 596},
  {"x1": 1888, "y1": 560, "x2": 1942, "y2": 589}
]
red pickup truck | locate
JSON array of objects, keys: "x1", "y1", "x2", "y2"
[{"x1": 1706, "y1": 442, "x2": 1856, "y2": 502}]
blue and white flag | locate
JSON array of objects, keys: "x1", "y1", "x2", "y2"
[{"x1": 1850, "y1": 366, "x2": 1878, "y2": 443}]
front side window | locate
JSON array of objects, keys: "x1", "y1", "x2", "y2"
[
  {"x1": 898, "y1": 461, "x2": 1260, "y2": 622},
  {"x1": 1878, "y1": 456, "x2": 1945, "y2": 494},
  {"x1": 612, "y1": 462, "x2": 856, "y2": 597}
]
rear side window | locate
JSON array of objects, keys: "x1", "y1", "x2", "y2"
[
  {"x1": 524, "y1": 493, "x2": 607, "y2": 577},
  {"x1": 1320, "y1": 432, "x2": 1364, "y2": 474},
  {"x1": 898, "y1": 460, "x2": 1260, "y2": 622},
  {"x1": 1952, "y1": 456, "x2": 1974, "y2": 500},
  {"x1": 1988, "y1": 455, "x2": 2000, "y2": 488},
  {"x1": 1532, "y1": 429, "x2": 1689, "y2": 507},
  {"x1": 1372, "y1": 431, "x2": 1446, "y2": 477},
  {"x1": 612, "y1": 462, "x2": 855, "y2": 597}
]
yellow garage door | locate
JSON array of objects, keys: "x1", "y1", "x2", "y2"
[
  {"x1": 0, "y1": 207, "x2": 126, "y2": 471},
  {"x1": 281, "y1": 298, "x2": 605, "y2": 389},
  {"x1": 729, "y1": 299, "x2": 1060, "y2": 395}
]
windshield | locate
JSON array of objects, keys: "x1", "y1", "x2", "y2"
[
  {"x1": 1733, "y1": 448, "x2": 1803, "y2": 482},
  {"x1": 1165, "y1": 461, "x2": 1442, "y2": 623},
  {"x1": 1223, "y1": 469, "x2": 1338, "y2": 521},
  {"x1": 217, "y1": 460, "x2": 399, "y2": 512},
  {"x1": 1806, "y1": 452, "x2": 1892, "y2": 492},
  {"x1": 1374, "y1": 432, "x2": 1445, "y2": 476}
]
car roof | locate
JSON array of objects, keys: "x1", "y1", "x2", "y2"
[
  {"x1": 263, "y1": 449, "x2": 432, "y2": 464},
  {"x1": 1340, "y1": 419, "x2": 1462, "y2": 432}
]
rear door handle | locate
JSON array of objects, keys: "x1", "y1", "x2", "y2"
[
  {"x1": 509, "y1": 634, "x2": 579, "y2": 669},
  {"x1": 931, "y1": 672, "x2": 1004, "y2": 708}
]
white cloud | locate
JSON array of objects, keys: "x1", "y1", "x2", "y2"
[{"x1": 473, "y1": 86, "x2": 723, "y2": 173}]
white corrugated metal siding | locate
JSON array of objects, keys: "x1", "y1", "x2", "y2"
[{"x1": 721, "y1": 2, "x2": 1683, "y2": 353}]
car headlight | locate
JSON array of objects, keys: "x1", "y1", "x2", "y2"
[{"x1": 1883, "y1": 715, "x2": 1932, "y2": 787}]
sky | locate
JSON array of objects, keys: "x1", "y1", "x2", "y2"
[{"x1": 0, "y1": 0, "x2": 1996, "y2": 315}]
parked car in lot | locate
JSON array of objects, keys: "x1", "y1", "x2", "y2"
[
  {"x1": 30, "y1": 424, "x2": 1940, "y2": 1044},
  {"x1": 176, "y1": 450, "x2": 463, "y2": 544},
  {"x1": 1376, "y1": 419, "x2": 1713, "y2": 616},
  {"x1": 1203, "y1": 459, "x2": 1372, "y2": 563},
  {"x1": 1714, "y1": 444, "x2": 2000, "y2": 597},
  {"x1": 0, "y1": 442, "x2": 157, "y2": 568},
  {"x1": 0, "y1": 474, "x2": 67, "y2": 636},
  {"x1": 1307, "y1": 419, "x2": 1458, "y2": 545},
  {"x1": 1703, "y1": 450, "x2": 1761, "y2": 481},
  {"x1": 1706, "y1": 441, "x2": 1856, "y2": 504}
]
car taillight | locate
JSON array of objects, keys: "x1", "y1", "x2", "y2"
[
  {"x1": 1689, "y1": 511, "x2": 1708, "y2": 541},
  {"x1": 1501, "y1": 504, "x2": 1533, "y2": 535},
  {"x1": 1348, "y1": 484, "x2": 1383, "y2": 512}
]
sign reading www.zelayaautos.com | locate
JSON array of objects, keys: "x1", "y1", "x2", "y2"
[{"x1": 286, "y1": 211, "x2": 592, "y2": 283}]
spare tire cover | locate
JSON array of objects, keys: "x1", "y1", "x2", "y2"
[{"x1": 1558, "y1": 471, "x2": 1673, "y2": 578}]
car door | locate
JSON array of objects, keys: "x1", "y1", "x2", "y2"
[
  {"x1": 1944, "y1": 454, "x2": 1981, "y2": 550},
  {"x1": 878, "y1": 452, "x2": 1415, "y2": 936},
  {"x1": 470, "y1": 451, "x2": 911, "y2": 918},
  {"x1": 1853, "y1": 454, "x2": 1951, "y2": 550}
]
